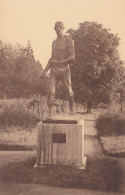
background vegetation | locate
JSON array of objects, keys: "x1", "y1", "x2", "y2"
[
  {"x1": 95, "y1": 113, "x2": 125, "y2": 136},
  {"x1": 66, "y1": 21, "x2": 125, "y2": 111},
  {"x1": 0, "y1": 40, "x2": 48, "y2": 99}
]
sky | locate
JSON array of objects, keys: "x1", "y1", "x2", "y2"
[{"x1": 0, "y1": 0, "x2": 125, "y2": 67}]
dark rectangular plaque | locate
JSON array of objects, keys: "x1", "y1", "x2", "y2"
[
  {"x1": 42, "y1": 120, "x2": 77, "y2": 124},
  {"x1": 52, "y1": 133, "x2": 66, "y2": 143}
]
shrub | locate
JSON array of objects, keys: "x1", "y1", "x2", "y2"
[
  {"x1": 0, "y1": 101, "x2": 40, "y2": 128},
  {"x1": 95, "y1": 114, "x2": 125, "y2": 136},
  {"x1": 0, "y1": 96, "x2": 85, "y2": 129}
]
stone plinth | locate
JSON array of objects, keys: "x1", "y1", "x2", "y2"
[{"x1": 34, "y1": 119, "x2": 86, "y2": 168}]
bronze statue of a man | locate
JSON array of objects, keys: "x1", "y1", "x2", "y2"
[{"x1": 41, "y1": 21, "x2": 75, "y2": 119}]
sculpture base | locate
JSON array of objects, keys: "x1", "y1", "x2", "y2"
[
  {"x1": 34, "y1": 156, "x2": 87, "y2": 169},
  {"x1": 34, "y1": 119, "x2": 86, "y2": 168}
]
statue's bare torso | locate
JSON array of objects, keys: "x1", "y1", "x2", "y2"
[
  {"x1": 52, "y1": 37, "x2": 69, "y2": 61},
  {"x1": 51, "y1": 37, "x2": 74, "y2": 76}
]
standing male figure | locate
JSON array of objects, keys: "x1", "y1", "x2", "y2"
[{"x1": 41, "y1": 21, "x2": 75, "y2": 119}]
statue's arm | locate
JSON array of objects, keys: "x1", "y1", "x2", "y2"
[
  {"x1": 40, "y1": 41, "x2": 55, "y2": 78},
  {"x1": 62, "y1": 38, "x2": 75, "y2": 64},
  {"x1": 67, "y1": 38, "x2": 75, "y2": 64},
  {"x1": 40, "y1": 58, "x2": 52, "y2": 78}
]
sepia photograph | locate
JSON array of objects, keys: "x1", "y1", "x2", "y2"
[{"x1": 0, "y1": 0, "x2": 125, "y2": 194}]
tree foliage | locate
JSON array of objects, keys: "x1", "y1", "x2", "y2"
[
  {"x1": 67, "y1": 21, "x2": 125, "y2": 106},
  {"x1": 0, "y1": 40, "x2": 48, "y2": 98}
]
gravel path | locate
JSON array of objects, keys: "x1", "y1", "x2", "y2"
[
  {"x1": 0, "y1": 181, "x2": 122, "y2": 195},
  {"x1": 84, "y1": 135, "x2": 103, "y2": 157}
]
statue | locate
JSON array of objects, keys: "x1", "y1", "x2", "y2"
[{"x1": 41, "y1": 21, "x2": 75, "y2": 119}]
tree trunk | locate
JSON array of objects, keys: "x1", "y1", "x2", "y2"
[{"x1": 87, "y1": 100, "x2": 92, "y2": 113}]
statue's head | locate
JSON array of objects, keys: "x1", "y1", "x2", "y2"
[{"x1": 54, "y1": 21, "x2": 65, "y2": 34}]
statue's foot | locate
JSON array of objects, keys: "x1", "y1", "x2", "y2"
[
  {"x1": 46, "y1": 117, "x2": 52, "y2": 120},
  {"x1": 47, "y1": 107, "x2": 53, "y2": 120},
  {"x1": 70, "y1": 111, "x2": 76, "y2": 115},
  {"x1": 69, "y1": 107, "x2": 76, "y2": 115},
  {"x1": 46, "y1": 114, "x2": 53, "y2": 120}
]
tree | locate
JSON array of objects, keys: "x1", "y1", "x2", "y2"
[
  {"x1": 0, "y1": 40, "x2": 48, "y2": 98},
  {"x1": 14, "y1": 41, "x2": 41, "y2": 84},
  {"x1": 67, "y1": 21, "x2": 125, "y2": 112},
  {"x1": 116, "y1": 79, "x2": 125, "y2": 116}
]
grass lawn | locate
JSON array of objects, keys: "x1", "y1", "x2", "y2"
[
  {"x1": 0, "y1": 156, "x2": 124, "y2": 193},
  {"x1": 0, "y1": 127, "x2": 36, "y2": 150}
]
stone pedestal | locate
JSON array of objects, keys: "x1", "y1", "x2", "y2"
[{"x1": 34, "y1": 119, "x2": 86, "y2": 169}]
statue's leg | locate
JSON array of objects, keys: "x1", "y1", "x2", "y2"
[
  {"x1": 61, "y1": 68, "x2": 75, "y2": 114},
  {"x1": 47, "y1": 69, "x2": 58, "y2": 119}
]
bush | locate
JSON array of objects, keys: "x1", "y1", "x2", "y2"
[
  {"x1": 0, "y1": 99, "x2": 40, "y2": 128},
  {"x1": 95, "y1": 114, "x2": 125, "y2": 136},
  {"x1": 0, "y1": 96, "x2": 85, "y2": 129}
]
